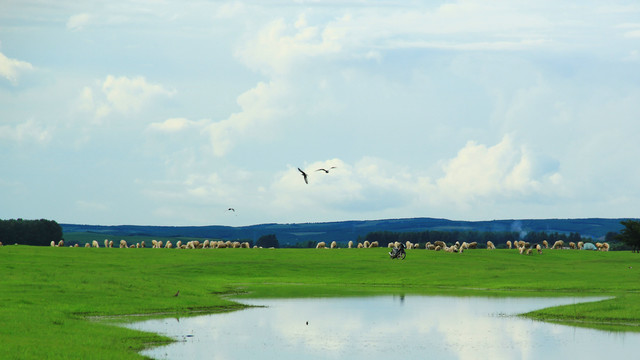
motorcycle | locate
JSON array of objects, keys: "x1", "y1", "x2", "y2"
[{"x1": 389, "y1": 246, "x2": 406, "y2": 260}]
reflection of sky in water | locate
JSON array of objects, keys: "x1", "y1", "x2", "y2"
[{"x1": 124, "y1": 296, "x2": 637, "y2": 360}]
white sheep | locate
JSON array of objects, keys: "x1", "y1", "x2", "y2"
[
  {"x1": 486, "y1": 241, "x2": 495, "y2": 250},
  {"x1": 330, "y1": 241, "x2": 337, "y2": 249},
  {"x1": 370, "y1": 241, "x2": 379, "y2": 248},
  {"x1": 506, "y1": 240, "x2": 512, "y2": 249},
  {"x1": 141, "y1": 241, "x2": 146, "y2": 248},
  {"x1": 84, "y1": 243, "x2": 90, "y2": 248},
  {"x1": 552, "y1": 240, "x2": 564, "y2": 249},
  {"x1": 165, "y1": 241, "x2": 173, "y2": 249},
  {"x1": 578, "y1": 241, "x2": 584, "y2": 250},
  {"x1": 119, "y1": 239, "x2": 127, "y2": 248},
  {"x1": 363, "y1": 240, "x2": 370, "y2": 248},
  {"x1": 348, "y1": 241, "x2": 353, "y2": 248},
  {"x1": 50, "y1": 241, "x2": 55, "y2": 247},
  {"x1": 92, "y1": 240, "x2": 99, "y2": 248},
  {"x1": 536, "y1": 244, "x2": 542, "y2": 254},
  {"x1": 357, "y1": 243, "x2": 364, "y2": 248},
  {"x1": 316, "y1": 242, "x2": 326, "y2": 249},
  {"x1": 542, "y1": 240, "x2": 549, "y2": 248}
]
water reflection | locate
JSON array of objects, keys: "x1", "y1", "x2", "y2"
[{"x1": 124, "y1": 296, "x2": 636, "y2": 360}]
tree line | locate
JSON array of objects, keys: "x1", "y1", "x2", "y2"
[{"x1": 0, "y1": 219, "x2": 63, "y2": 246}]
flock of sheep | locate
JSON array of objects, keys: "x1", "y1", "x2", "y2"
[
  {"x1": 49, "y1": 239, "x2": 254, "y2": 249},
  {"x1": 314, "y1": 239, "x2": 610, "y2": 255},
  {"x1": 44, "y1": 238, "x2": 610, "y2": 253}
]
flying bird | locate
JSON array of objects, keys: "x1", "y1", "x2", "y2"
[
  {"x1": 316, "y1": 166, "x2": 337, "y2": 173},
  {"x1": 298, "y1": 168, "x2": 309, "y2": 184},
  {"x1": 227, "y1": 208, "x2": 235, "y2": 212}
]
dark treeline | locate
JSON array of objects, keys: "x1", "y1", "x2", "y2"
[
  {"x1": 0, "y1": 219, "x2": 63, "y2": 246},
  {"x1": 359, "y1": 230, "x2": 592, "y2": 248}
]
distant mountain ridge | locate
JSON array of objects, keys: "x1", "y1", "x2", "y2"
[{"x1": 61, "y1": 217, "x2": 633, "y2": 246}]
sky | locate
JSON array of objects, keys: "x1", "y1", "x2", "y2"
[{"x1": 1, "y1": 0, "x2": 639, "y2": 226}]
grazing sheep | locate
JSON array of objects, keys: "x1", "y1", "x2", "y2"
[
  {"x1": 427, "y1": 244, "x2": 436, "y2": 250},
  {"x1": 526, "y1": 248, "x2": 533, "y2": 255},
  {"x1": 165, "y1": 241, "x2": 172, "y2": 249},
  {"x1": 536, "y1": 244, "x2": 542, "y2": 254},
  {"x1": 217, "y1": 241, "x2": 227, "y2": 248},
  {"x1": 330, "y1": 241, "x2": 337, "y2": 249},
  {"x1": 158, "y1": 241, "x2": 164, "y2": 248},
  {"x1": 413, "y1": 243, "x2": 421, "y2": 249},
  {"x1": 84, "y1": 243, "x2": 90, "y2": 248},
  {"x1": 468, "y1": 242, "x2": 478, "y2": 249},
  {"x1": 176, "y1": 240, "x2": 182, "y2": 248},
  {"x1": 601, "y1": 242, "x2": 610, "y2": 251},
  {"x1": 119, "y1": 240, "x2": 127, "y2": 248},
  {"x1": 506, "y1": 240, "x2": 512, "y2": 249},
  {"x1": 434, "y1": 245, "x2": 442, "y2": 251},
  {"x1": 141, "y1": 241, "x2": 146, "y2": 248},
  {"x1": 569, "y1": 242, "x2": 576, "y2": 249},
  {"x1": 92, "y1": 240, "x2": 99, "y2": 248},
  {"x1": 370, "y1": 241, "x2": 379, "y2": 248},
  {"x1": 50, "y1": 241, "x2": 55, "y2": 247},
  {"x1": 406, "y1": 241, "x2": 413, "y2": 249},
  {"x1": 486, "y1": 241, "x2": 495, "y2": 250},
  {"x1": 316, "y1": 242, "x2": 326, "y2": 249},
  {"x1": 241, "y1": 242, "x2": 250, "y2": 248},
  {"x1": 519, "y1": 246, "x2": 525, "y2": 254},
  {"x1": 552, "y1": 240, "x2": 564, "y2": 249},
  {"x1": 460, "y1": 242, "x2": 468, "y2": 250},
  {"x1": 232, "y1": 241, "x2": 241, "y2": 248},
  {"x1": 357, "y1": 243, "x2": 364, "y2": 248},
  {"x1": 542, "y1": 240, "x2": 549, "y2": 249},
  {"x1": 434, "y1": 241, "x2": 446, "y2": 248},
  {"x1": 363, "y1": 240, "x2": 370, "y2": 248},
  {"x1": 388, "y1": 242, "x2": 394, "y2": 248},
  {"x1": 578, "y1": 241, "x2": 584, "y2": 250},
  {"x1": 348, "y1": 241, "x2": 354, "y2": 248}
]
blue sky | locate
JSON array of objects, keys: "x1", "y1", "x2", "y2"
[{"x1": 1, "y1": 1, "x2": 639, "y2": 226}]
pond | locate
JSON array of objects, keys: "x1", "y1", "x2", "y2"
[{"x1": 124, "y1": 296, "x2": 638, "y2": 360}]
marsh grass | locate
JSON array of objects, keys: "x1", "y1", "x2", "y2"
[{"x1": 1, "y1": 245, "x2": 639, "y2": 359}]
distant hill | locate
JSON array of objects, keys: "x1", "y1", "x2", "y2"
[{"x1": 61, "y1": 217, "x2": 633, "y2": 246}]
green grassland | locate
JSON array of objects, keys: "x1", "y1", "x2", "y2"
[{"x1": 1, "y1": 246, "x2": 640, "y2": 359}]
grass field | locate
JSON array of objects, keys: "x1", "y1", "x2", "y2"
[{"x1": 1, "y1": 245, "x2": 640, "y2": 359}]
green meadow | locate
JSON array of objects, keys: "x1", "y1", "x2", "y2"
[{"x1": 1, "y1": 245, "x2": 640, "y2": 359}]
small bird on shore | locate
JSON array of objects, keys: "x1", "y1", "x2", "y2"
[
  {"x1": 298, "y1": 168, "x2": 309, "y2": 184},
  {"x1": 316, "y1": 166, "x2": 336, "y2": 173}
]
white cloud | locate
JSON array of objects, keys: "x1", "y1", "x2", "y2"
[
  {"x1": 102, "y1": 75, "x2": 175, "y2": 114},
  {"x1": 436, "y1": 135, "x2": 560, "y2": 205},
  {"x1": 147, "y1": 117, "x2": 209, "y2": 133},
  {"x1": 0, "y1": 52, "x2": 34, "y2": 85},
  {"x1": 79, "y1": 75, "x2": 175, "y2": 120},
  {"x1": 66, "y1": 13, "x2": 92, "y2": 31},
  {"x1": 0, "y1": 119, "x2": 52, "y2": 144},
  {"x1": 205, "y1": 80, "x2": 289, "y2": 157},
  {"x1": 237, "y1": 15, "x2": 343, "y2": 75}
]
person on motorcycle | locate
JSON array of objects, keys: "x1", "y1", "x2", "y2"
[{"x1": 389, "y1": 242, "x2": 405, "y2": 257}]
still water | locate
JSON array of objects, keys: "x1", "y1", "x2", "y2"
[{"x1": 124, "y1": 296, "x2": 637, "y2": 360}]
